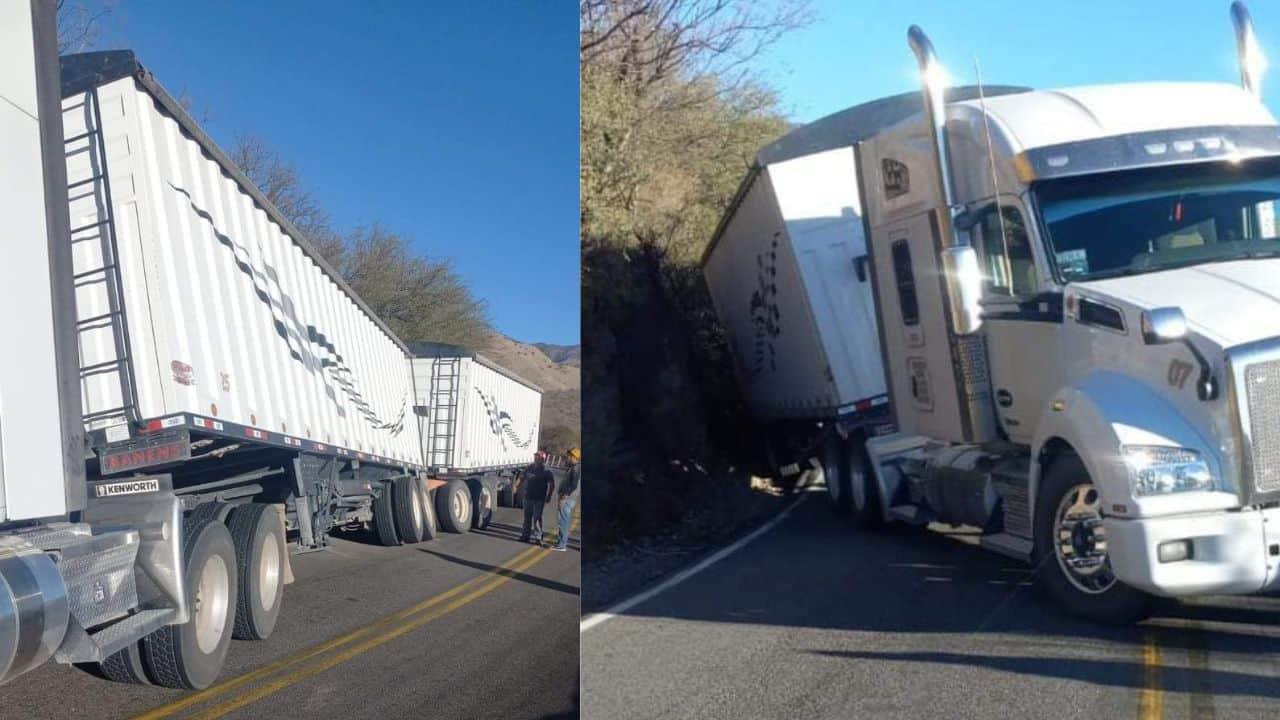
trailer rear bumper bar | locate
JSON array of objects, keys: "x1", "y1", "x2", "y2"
[{"x1": 1104, "y1": 504, "x2": 1280, "y2": 597}]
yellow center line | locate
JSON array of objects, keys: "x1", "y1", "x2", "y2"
[
  {"x1": 190, "y1": 546, "x2": 555, "y2": 720},
  {"x1": 1139, "y1": 630, "x2": 1164, "y2": 720},
  {"x1": 133, "y1": 540, "x2": 550, "y2": 720}
]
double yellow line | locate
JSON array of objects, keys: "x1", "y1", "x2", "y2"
[
  {"x1": 135, "y1": 530, "x2": 570, "y2": 720},
  {"x1": 1138, "y1": 631, "x2": 1163, "y2": 720}
]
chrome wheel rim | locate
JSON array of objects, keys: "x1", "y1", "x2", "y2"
[
  {"x1": 410, "y1": 484, "x2": 423, "y2": 532},
  {"x1": 259, "y1": 531, "x2": 281, "y2": 612},
  {"x1": 452, "y1": 491, "x2": 466, "y2": 523},
  {"x1": 195, "y1": 554, "x2": 230, "y2": 654},
  {"x1": 1053, "y1": 483, "x2": 1115, "y2": 594}
]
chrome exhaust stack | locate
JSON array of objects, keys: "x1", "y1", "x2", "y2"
[
  {"x1": 908, "y1": 25, "x2": 983, "y2": 334},
  {"x1": 1231, "y1": 1, "x2": 1266, "y2": 99},
  {"x1": 907, "y1": 25, "x2": 961, "y2": 248}
]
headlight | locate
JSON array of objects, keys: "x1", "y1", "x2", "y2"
[{"x1": 1121, "y1": 445, "x2": 1214, "y2": 496}]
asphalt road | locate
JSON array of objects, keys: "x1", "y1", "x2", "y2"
[
  {"x1": 4, "y1": 506, "x2": 580, "y2": 720},
  {"x1": 581, "y1": 490, "x2": 1280, "y2": 720}
]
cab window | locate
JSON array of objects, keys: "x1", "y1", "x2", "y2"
[{"x1": 974, "y1": 206, "x2": 1037, "y2": 297}]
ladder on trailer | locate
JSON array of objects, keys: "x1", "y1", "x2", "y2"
[
  {"x1": 67, "y1": 87, "x2": 141, "y2": 429},
  {"x1": 427, "y1": 357, "x2": 461, "y2": 468}
]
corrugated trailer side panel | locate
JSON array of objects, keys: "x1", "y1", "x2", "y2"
[
  {"x1": 703, "y1": 167, "x2": 840, "y2": 419},
  {"x1": 65, "y1": 77, "x2": 419, "y2": 465},
  {"x1": 453, "y1": 358, "x2": 541, "y2": 471}
]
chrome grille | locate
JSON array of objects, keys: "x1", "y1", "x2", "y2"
[{"x1": 1243, "y1": 358, "x2": 1280, "y2": 496}]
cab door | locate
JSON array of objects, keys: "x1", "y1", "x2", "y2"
[
  {"x1": 869, "y1": 208, "x2": 996, "y2": 443},
  {"x1": 972, "y1": 200, "x2": 1063, "y2": 444}
]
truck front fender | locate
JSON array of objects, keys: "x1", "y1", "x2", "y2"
[{"x1": 1028, "y1": 371, "x2": 1220, "y2": 526}]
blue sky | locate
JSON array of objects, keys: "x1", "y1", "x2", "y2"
[
  {"x1": 761, "y1": 1, "x2": 1280, "y2": 124},
  {"x1": 84, "y1": 1, "x2": 578, "y2": 345}
]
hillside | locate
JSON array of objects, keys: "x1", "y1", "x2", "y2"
[
  {"x1": 534, "y1": 343, "x2": 582, "y2": 366},
  {"x1": 484, "y1": 332, "x2": 581, "y2": 452}
]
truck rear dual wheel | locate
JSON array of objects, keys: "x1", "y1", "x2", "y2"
[
  {"x1": 1034, "y1": 453, "x2": 1151, "y2": 624},
  {"x1": 393, "y1": 475, "x2": 429, "y2": 544},
  {"x1": 227, "y1": 504, "x2": 285, "y2": 641},
  {"x1": 436, "y1": 479, "x2": 472, "y2": 534},
  {"x1": 143, "y1": 514, "x2": 238, "y2": 690},
  {"x1": 95, "y1": 641, "x2": 150, "y2": 684},
  {"x1": 374, "y1": 483, "x2": 401, "y2": 546},
  {"x1": 467, "y1": 477, "x2": 495, "y2": 530},
  {"x1": 421, "y1": 481, "x2": 440, "y2": 541},
  {"x1": 846, "y1": 439, "x2": 884, "y2": 530},
  {"x1": 822, "y1": 437, "x2": 850, "y2": 515}
]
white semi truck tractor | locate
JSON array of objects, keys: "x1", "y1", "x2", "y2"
[
  {"x1": 0, "y1": 0, "x2": 492, "y2": 689},
  {"x1": 705, "y1": 2, "x2": 1280, "y2": 622}
]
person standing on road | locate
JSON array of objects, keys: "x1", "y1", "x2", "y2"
[
  {"x1": 520, "y1": 450, "x2": 556, "y2": 544},
  {"x1": 551, "y1": 448, "x2": 580, "y2": 551}
]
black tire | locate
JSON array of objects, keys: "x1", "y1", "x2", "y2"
[
  {"x1": 227, "y1": 504, "x2": 285, "y2": 641},
  {"x1": 94, "y1": 641, "x2": 151, "y2": 684},
  {"x1": 467, "y1": 477, "x2": 495, "y2": 530},
  {"x1": 373, "y1": 482, "x2": 401, "y2": 546},
  {"x1": 435, "y1": 479, "x2": 472, "y2": 534},
  {"x1": 1034, "y1": 453, "x2": 1150, "y2": 624},
  {"x1": 822, "y1": 436, "x2": 850, "y2": 515},
  {"x1": 142, "y1": 515, "x2": 238, "y2": 690},
  {"x1": 393, "y1": 476, "x2": 427, "y2": 544},
  {"x1": 847, "y1": 437, "x2": 884, "y2": 529},
  {"x1": 421, "y1": 483, "x2": 440, "y2": 541}
]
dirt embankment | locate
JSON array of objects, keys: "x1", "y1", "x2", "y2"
[{"x1": 582, "y1": 242, "x2": 788, "y2": 607}]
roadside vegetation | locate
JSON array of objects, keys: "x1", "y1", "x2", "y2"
[{"x1": 580, "y1": 0, "x2": 811, "y2": 558}]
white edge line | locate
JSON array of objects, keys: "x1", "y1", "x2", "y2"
[{"x1": 580, "y1": 493, "x2": 808, "y2": 632}]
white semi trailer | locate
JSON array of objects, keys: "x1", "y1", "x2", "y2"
[
  {"x1": 0, "y1": 1, "x2": 482, "y2": 689},
  {"x1": 410, "y1": 342, "x2": 544, "y2": 530},
  {"x1": 705, "y1": 2, "x2": 1280, "y2": 622}
]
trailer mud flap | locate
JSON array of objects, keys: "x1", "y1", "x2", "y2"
[{"x1": 97, "y1": 429, "x2": 190, "y2": 476}]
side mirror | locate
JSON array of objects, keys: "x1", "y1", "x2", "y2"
[
  {"x1": 954, "y1": 201, "x2": 997, "y2": 232},
  {"x1": 940, "y1": 245, "x2": 984, "y2": 335},
  {"x1": 1141, "y1": 307, "x2": 1188, "y2": 344}
]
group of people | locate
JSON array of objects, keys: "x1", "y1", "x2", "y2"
[{"x1": 518, "y1": 447, "x2": 579, "y2": 551}]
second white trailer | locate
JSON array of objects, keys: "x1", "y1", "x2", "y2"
[{"x1": 410, "y1": 343, "x2": 543, "y2": 475}]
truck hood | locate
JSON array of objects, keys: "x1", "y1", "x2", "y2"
[{"x1": 1077, "y1": 258, "x2": 1280, "y2": 348}]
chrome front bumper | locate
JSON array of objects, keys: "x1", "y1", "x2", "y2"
[{"x1": 1105, "y1": 505, "x2": 1280, "y2": 597}]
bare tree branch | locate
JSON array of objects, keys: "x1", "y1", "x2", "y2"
[{"x1": 57, "y1": 0, "x2": 112, "y2": 54}]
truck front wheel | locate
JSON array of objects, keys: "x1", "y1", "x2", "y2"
[
  {"x1": 143, "y1": 515, "x2": 238, "y2": 689},
  {"x1": 1034, "y1": 453, "x2": 1150, "y2": 624}
]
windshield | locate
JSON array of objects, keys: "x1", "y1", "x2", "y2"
[{"x1": 1035, "y1": 157, "x2": 1280, "y2": 282}]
